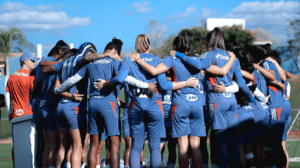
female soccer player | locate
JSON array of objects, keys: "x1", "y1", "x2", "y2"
[
  {"x1": 128, "y1": 33, "x2": 237, "y2": 168},
  {"x1": 172, "y1": 28, "x2": 256, "y2": 168},
  {"x1": 105, "y1": 34, "x2": 198, "y2": 168}
]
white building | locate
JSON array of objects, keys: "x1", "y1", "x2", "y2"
[{"x1": 201, "y1": 18, "x2": 245, "y2": 31}]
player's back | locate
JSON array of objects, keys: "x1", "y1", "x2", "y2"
[
  {"x1": 6, "y1": 68, "x2": 33, "y2": 119},
  {"x1": 163, "y1": 55, "x2": 202, "y2": 104},
  {"x1": 85, "y1": 57, "x2": 120, "y2": 98},
  {"x1": 203, "y1": 49, "x2": 239, "y2": 103},
  {"x1": 123, "y1": 53, "x2": 162, "y2": 100},
  {"x1": 253, "y1": 68, "x2": 267, "y2": 97}
]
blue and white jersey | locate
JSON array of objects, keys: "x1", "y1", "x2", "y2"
[
  {"x1": 253, "y1": 68, "x2": 267, "y2": 97},
  {"x1": 76, "y1": 57, "x2": 120, "y2": 99},
  {"x1": 161, "y1": 89, "x2": 172, "y2": 118},
  {"x1": 54, "y1": 43, "x2": 92, "y2": 109},
  {"x1": 112, "y1": 53, "x2": 167, "y2": 101},
  {"x1": 39, "y1": 57, "x2": 59, "y2": 107},
  {"x1": 260, "y1": 60, "x2": 285, "y2": 106},
  {"x1": 202, "y1": 49, "x2": 240, "y2": 104},
  {"x1": 249, "y1": 101, "x2": 269, "y2": 114},
  {"x1": 163, "y1": 55, "x2": 208, "y2": 105}
]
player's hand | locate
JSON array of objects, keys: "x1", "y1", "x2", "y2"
[
  {"x1": 170, "y1": 50, "x2": 177, "y2": 57},
  {"x1": 201, "y1": 70, "x2": 205, "y2": 76},
  {"x1": 129, "y1": 53, "x2": 140, "y2": 62},
  {"x1": 117, "y1": 97, "x2": 121, "y2": 106},
  {"x1": 148, "y1": 82, "x2": 158, "y2": 93},
  {"x1": 108, "y1": 53, "x2": 121, "y2": 62},
  {"x1": 212, "y1": 81, "x2": 226, "y2": 93},
  {"x1": 93, "y1": 79, "x2": 106, "y2": 90},
  {"x1": 186, "y1": 77, "x2": 198, "y2": 88},
  {"x1": 228, "y1": 51, "x2": 236, "y2": 59},
  {"x1": 266, "y1": 95, "x2": 271, "y2": 101},
  {"x1": 71, "y1": 93, "x2": 84, "y2": 102},
  {"x1": 286, "y1": 95, "x2": 290, "y2": 100}
]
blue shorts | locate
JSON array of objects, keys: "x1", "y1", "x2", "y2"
[
  {"x1": 56, "y1": 102, "x2": 87, "y2": 130},
  {"x1": 269, "y1": 102, "x2": 290, "y2": 139},
  {"x1": 122, "y1": 107, "x2": 130, "y2": 138},
  {"x1": 88, "y1": 98, "x2": 120, "y2": 136},
  {"x1": 203, "y1": 105, "x2": 210, "y2": 128},
  {"x1": 128, "y1": 99, "x2": 165, "y2": 138},
  {"x1": 282, "y1": 100, "x2": 292, "y2": 141},
  {"x1": 208, "y1": 103, "x2": 237, "y2": 130},
  {"x1": 171, "y1": 104, "x2": 205, "y2": 138},
  {"x1": 236, "y1": 106, "x2": 254, "y2": 145},
  {"x1": 38, "y1": 106, "x2": 57, "y2": 131},
  {"x1": 251, "y1": 102, "x2": 269, "y2": 139}
]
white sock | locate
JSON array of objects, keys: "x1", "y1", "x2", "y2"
[
  {"x1": 96, "y1": 165, "x2": 100, "y2": 168},
  {"x1": 168, "y1": 164, "x2": 176, "y2": 168},
  {"x1": 81, "y1": 163, "x2": 85, "y2": 168},
  {"x1": 203, "y1": 164, "x2": 208, "y2": 168},
  {"x1": 212, "y1": 164, "x2": 219, "y2": 168},
  {"x1": 65, "y1": 162, "x2": 71, "y2": 168}
]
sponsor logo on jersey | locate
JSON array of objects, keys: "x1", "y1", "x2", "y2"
[
  {"x1": 260, "y1": 103, "x2": 268, "y2": 109},
  {"x1": 13, "y1": 72, "x2": 29, "y2": 77},
  {"x1": 216, "y1": 54, "x2": 229, "y2": 60},
  {"x1": 185, "y1": 94, "x2": 198, "y2": 101},
  {"x1": 162, "y1": 101, "x2": 172, "y2": 105},
  {"x1": 39, "y1": 100, "x2": 46, "y2": 107},
  {"x1": 15, "y1": 109, "x2": 24, "y2": 116},
  {"x1": 271, "y1": 108, "x2": 277, "y2": 120},
  {"x1": 163, "y1": 95, "x2": 171, "y2": 102},
  {"x1": 64, "y1": 61, "x2": 73, "y2": 68},
  {"x1": 245, "y1": 106, "x2": 253, "y2": 110},
  {"x1": 94, "y1": 59, "x2": 112, "y2": 64},
  {"x1": 223, "y1": 92, "x2": 232, "y2": 98},
  {"x1": 142, "y1": 57, "x2": 154, "y2": 62},
  {"x1": 209, "y1": 104, "x2": 214, "y2": 111},
  {"x1": 263, "y1": 62, "x2": 270, "y2": 70}
]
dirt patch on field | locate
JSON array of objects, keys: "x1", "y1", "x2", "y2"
[{"x1": 0, "y1": 137, "x2": 12, "y2": 144}]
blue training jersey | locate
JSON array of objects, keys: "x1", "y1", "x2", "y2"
[
  {"x1": 39, "y1": 57, "x2": 59, "y2": 107},
  {"x1": 112, "y1": 53, "x2": 169, "y2": 101},
  {"x1": 76, "y1": 57, "x2": 120, "y2": 99},
  {"x1": 260, "y1": 60, "x2": 285, "y2": 106},
  {"x1": 163, "y1": 55, "x2": 208, "y2": 105},
  {"x1": 202, "y1": 49, "x2": 240, "y2": 104},
  {"x1": 161, "y1": 89, "x2": 172, "y2": 119},
  {"x1": 253, "y1": 68, "x2": 268, "y2": 97}
]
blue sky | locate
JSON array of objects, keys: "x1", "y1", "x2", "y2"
[{"x1": 0, "y1": 0, "x2": 299, "y2": 55}]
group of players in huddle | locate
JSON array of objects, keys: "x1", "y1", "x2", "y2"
[{"x1": 14, "y1": 27, "x2": 293, "y2": 168}]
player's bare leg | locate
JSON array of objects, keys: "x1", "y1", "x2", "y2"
[
  {"x1": 48, "y1": 130, "x2": 59, "y2": 167},
  {"x1": 42, "y1": 131, "x2": 50, "y2": 168},
  {"x1": 189, "y1": 136, "x2": 203, "y2": 168},
  {"x1": 55, "y1": 128, "x2": 69, "y2": 168},
  {"x1": 177, "y1": 135, "x2": 189, "y2": 168},
  {"x1": 69, "y1": 129, "x2": 82, "y2": 168},
  {"x1": 282, "y1": 141, "x2": 289, "y2": 168},
  {"x1": 124, "y1": 136, "x2": 131, "y2": 166}
]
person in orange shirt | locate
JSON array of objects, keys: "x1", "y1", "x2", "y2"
[{"x1": 5, "y1": 52, "x2": 38, "y2": 168}]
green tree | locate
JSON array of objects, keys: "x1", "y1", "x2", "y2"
[
  {"x1": 179, "y1": 27, "x2": 209, "y2": 55},
  {"x1": 0, "y1": 27, "x2": 35, "y2": 60},
  {"x1": 220, "y1": 25, "x2": 254, "y2": 50},
  {"x1": 286, "y1": 12, "x2": 300, "y2": 53}
]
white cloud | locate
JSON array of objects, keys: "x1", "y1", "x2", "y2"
[
  {"x1": 122, "y1": 2, "x2": 154, "y2": 15},
  {"x1": 223, "y1": 1, "x2": 300, "y2": 45},
  {"x1": 0, "y1": 1, "x2": 91, "y2": 33},
  {"x1": 166, "y1": 5, "x2": 196, "y2": 20}
]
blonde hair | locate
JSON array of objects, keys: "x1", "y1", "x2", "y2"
[{"x1": 135, "y1": 34, "x2": 150, "y2": 53}]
